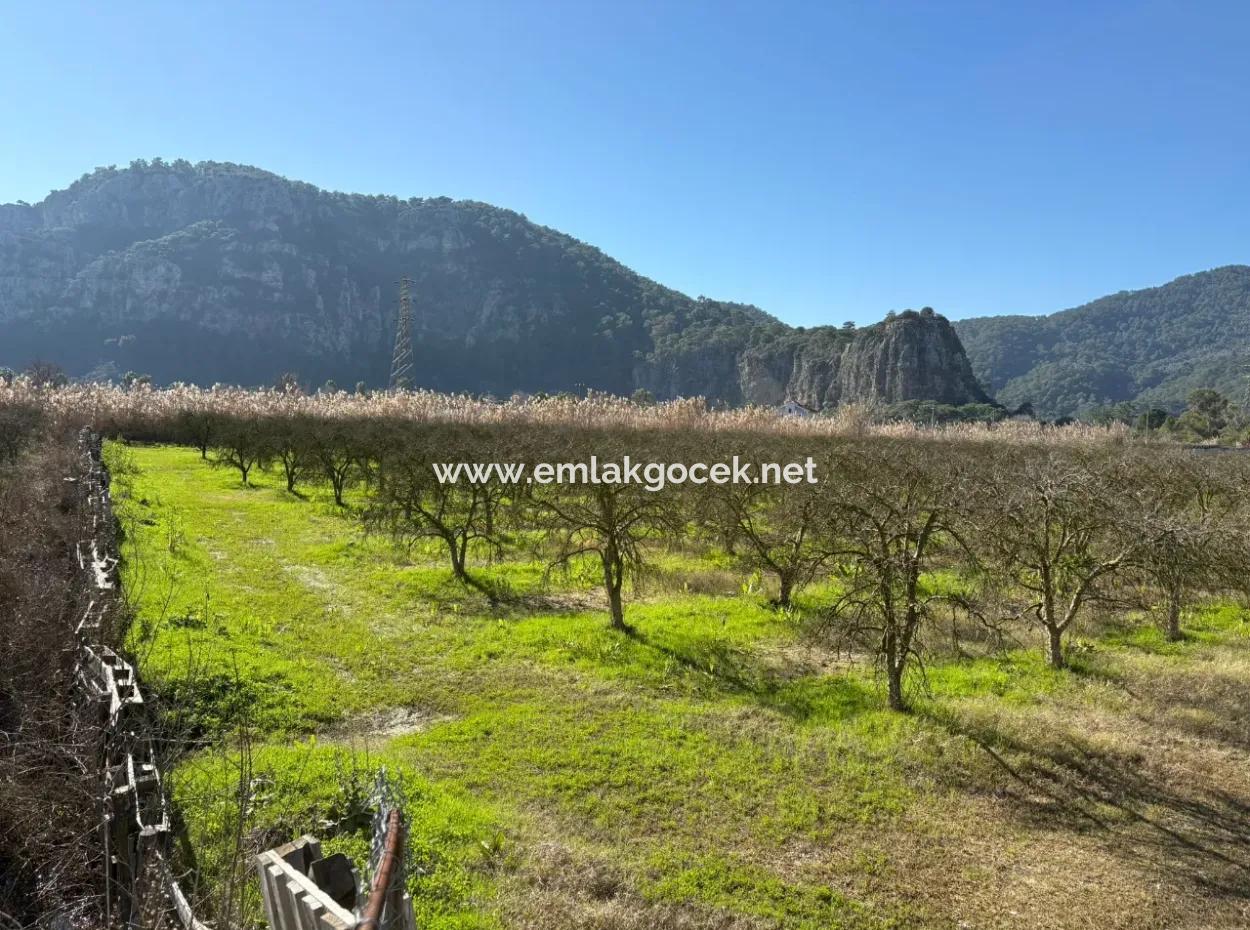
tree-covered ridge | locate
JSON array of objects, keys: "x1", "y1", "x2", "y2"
[
  {"x1": 0, "y1": 159, "x2": 989, "y2": 408},
  {"x1": 955, "y1": 265, "x2": 1250, "y2": 418},
  {"x1": 0, "y1": 159, "x2": 731, "y2": 391}
]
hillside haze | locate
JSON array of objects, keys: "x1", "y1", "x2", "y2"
[
  {"x1": 956, "y1": 266, "x2": 1250, "y2": 418},
  {"x1": 0, "y1": 159, "x2": 990, "y2": 408}
]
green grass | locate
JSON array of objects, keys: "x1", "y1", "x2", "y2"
[{"x1": 110, "y1": 444, "x2": 1250, "y2": 930}]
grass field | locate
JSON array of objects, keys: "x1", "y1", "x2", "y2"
[{"x1": 111, "y1": 444, "x2": 1250, "y2": 930}]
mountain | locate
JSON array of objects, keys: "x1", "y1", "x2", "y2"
[
  {"x1": 0, "y1": 159, "x2": 990, "y2": 408},
  {"x1": 955, "y1": 266, "x2": 1250, "y2": 418}
]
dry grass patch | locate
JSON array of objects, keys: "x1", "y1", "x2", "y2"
[
  {"x1": 320, "y1": 706, "x2": 457, "y2": 750},
  {"x1": 500, "y1": 842, "x2": 767, "y2": 930}
]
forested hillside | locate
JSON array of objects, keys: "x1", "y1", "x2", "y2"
[
  {"x1": 955, "y1": 266, "x2": 1250, "y2": 417},
  {"x1": 0, "y1": 160, "x2": 990, "y2": 408}
]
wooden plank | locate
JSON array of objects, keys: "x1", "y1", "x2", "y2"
[
  {"x1": 277, "y1": 865, "x2": 305, "y2": 930},
  {"x1": 255, "y1": 855, "x2": 282, "y2": 930},
  {"x1": 298, "y1": 893, "x2": 327, "y2": 930},
  {"x1": 154, "y1": 852, "x2": 211, "y2": 930},
  {"x1": 256, "y1": 850, "x2": 354, "y2": 930},
  {"x1": 283, "y1": 867, "x2": 354, "y2": 930}
]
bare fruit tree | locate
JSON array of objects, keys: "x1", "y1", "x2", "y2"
[
  {"x1": 270, "y1": 411, "x2": 315, "y2": 494},
  {"x1": 705, "y1": 477, "x2": 832, "y2": 608},
  {"x1": 1123, "y1": 448, "x2": 1250, "y2": 641},
  {"x1": 211, "y1": 412, "x2": 270, "y2": 485},
  {"x1": 307, "y1": 420, "x2": 361, "y2": 506},
  {"x1": 368, "y1": 427, "x2": 514, "y2": 597},
  {"x1": 819, "y1": 439, "x2": 972, "y2": 711},
  {"x1": 530, "y1": 430, "x2": 685, "y2": 631},
  {"x1": 977, "y1": 446, "x2": 1135, "y2": 669}
]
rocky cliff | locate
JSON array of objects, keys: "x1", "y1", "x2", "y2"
[
  {"x1": 637, "y1": 309, "x2": 991, "y2": 408},
  {"x1": 738, "y1": 311, "x2": 991, "y2": 407},
  {"x1": 0, "y1": 160, "x2": 992, "y2": 409}
]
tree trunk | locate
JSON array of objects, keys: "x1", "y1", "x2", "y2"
[
  {"x1": 447, "y1": 535, "x2": 473, "y2": 586},
  {"x1": 1046, "y1": 625, "x2": 1065, "y2": 669},
  {"x1": 602, "y1": 550, "x2": 628, "y2": 631},
  {"x1": 446, "y1": 534, "x2": 492, "y2": 599},
  {"x1": 776, "y1": 571, "x2": 794, "y2": 608},
  {"x1": 883, "y1": 621, "x2": 907, "y2": 711},
  {"x1": 1165, "y1": 587, "x2": 1183, "y2": 642},
  {"x1": 607, "y1": 583, "x2": 626, "y2": 630},
  {"x1": 886, "y1": 660, "x2": 906, "y2": 711}
]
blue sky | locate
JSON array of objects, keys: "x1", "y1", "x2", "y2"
[{"x1": 2, "y1": 0, "x2": 1248, "y2": 326}]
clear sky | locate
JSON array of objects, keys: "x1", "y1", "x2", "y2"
[{"x1": 2, "y1": 0, "x2": 1248, "y2": 326}]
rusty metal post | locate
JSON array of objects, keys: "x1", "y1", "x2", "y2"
[{"x1": 357, "y1": 808, "x2": 403, "y2": 930}]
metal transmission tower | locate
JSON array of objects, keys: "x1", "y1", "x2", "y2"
[{"x1": 389, "y1": 276, "x2": 414, "y2": 391}]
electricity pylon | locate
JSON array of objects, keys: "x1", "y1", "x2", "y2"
[{"x1": 389, "y1": 276, "x2": 414, "y2": 391}]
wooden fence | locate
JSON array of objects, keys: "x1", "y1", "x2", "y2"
[
  {"x1": 71, "y1": 431, "x2": 208, "y2": 929},
  {"x1": 254, "y1": 769, "x2": 415, "y2": 930},
  {"x1": 72, "y1": 432, "x2": 414, "y2": 929}
]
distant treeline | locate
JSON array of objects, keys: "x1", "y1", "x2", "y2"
[{"x1": 1085, "y1": 388, "x2": 1250, "y2": 444}]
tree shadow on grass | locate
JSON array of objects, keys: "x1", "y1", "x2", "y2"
[
  {"x1": 499, "y1": 590, "x2": 604, "y2": 616},
  {"x1": 1068, "y1": 655, "x2": 1250, "y2": 755},
  {"x1": 382, "y1": 564, "x2": 533, "y2": 616},
  {"x1": 622, "y1": 626, "x2": 880, "y2": 724},
  {"x1": 921, "y1": 704, "x2": 1250, "y2": 901},
  {"x1": 1062, "y1": 655, "x2": 1143, "y2": 698},
  {"x1": 1127, "y1": 666, "x2": 1250, "y2": 755}
]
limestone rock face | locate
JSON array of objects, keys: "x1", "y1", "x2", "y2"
[
  {"x1": 716, "y1": 313, "x2": 991, "y2": 409},
  {"x1": 832, "y1": 312, "x2": 993, "y2": 406},
  {"x1": 1, "y1": 160, "x2": 993, "y2": 409}
]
